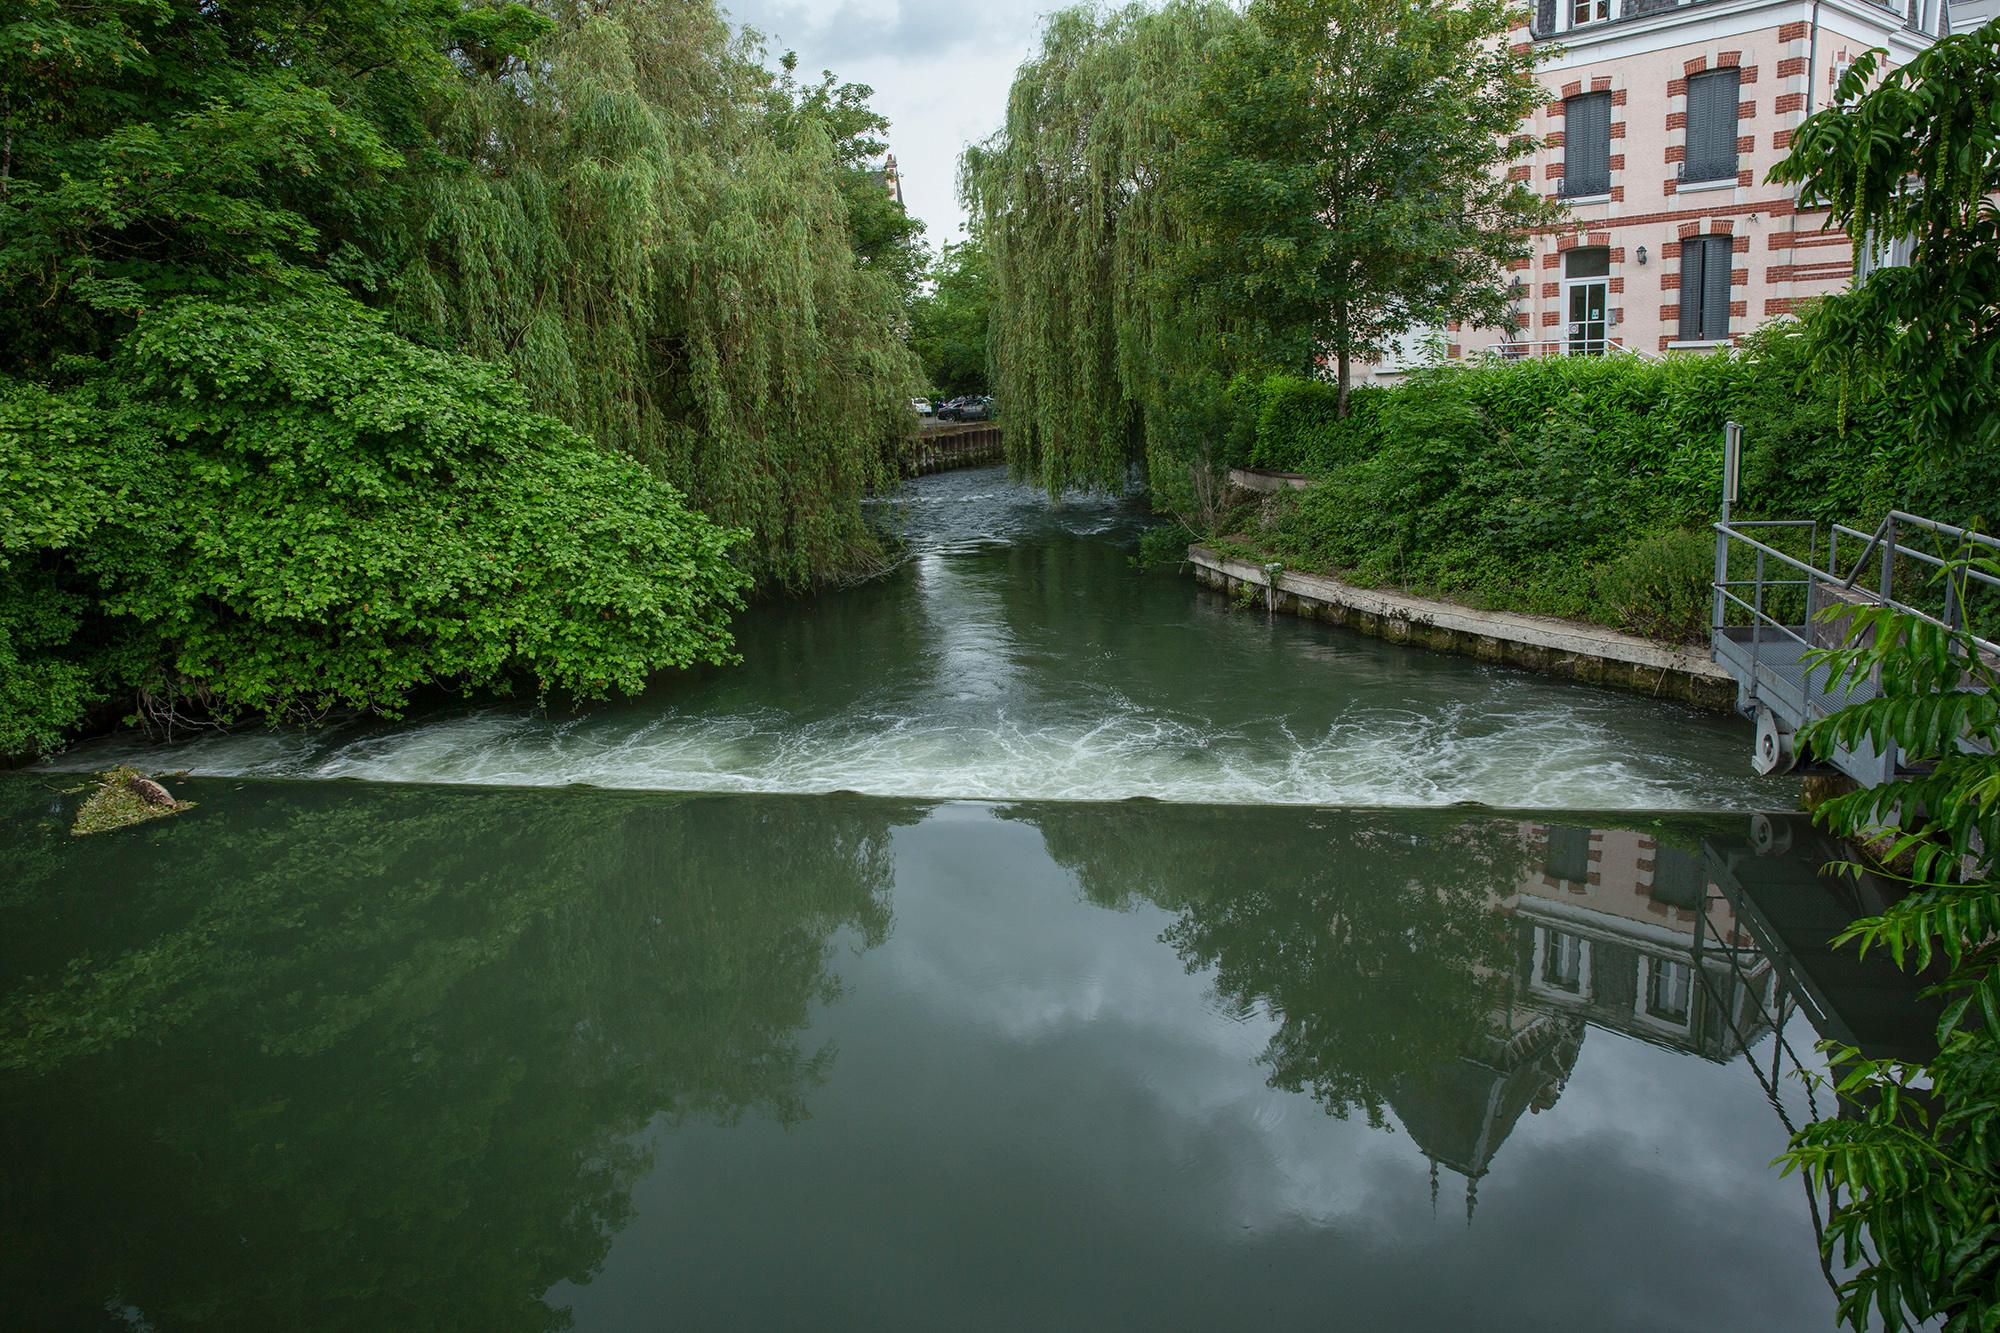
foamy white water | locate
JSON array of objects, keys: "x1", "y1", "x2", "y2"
[{"x1": 44, "y1": 468, "x2": 1787, "y2": 811}]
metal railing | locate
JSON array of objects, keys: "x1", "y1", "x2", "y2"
[
  {"x1": 1470, "y1": 338, "x2": 1658, "y2": 362},
  {"x1": 1711, "y1": 506, "x2": 2000, "y2": 782}
]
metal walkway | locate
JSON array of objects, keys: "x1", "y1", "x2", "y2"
[{"x1": 1708, "y1": 432, "x2": 1999, "y2": 787}]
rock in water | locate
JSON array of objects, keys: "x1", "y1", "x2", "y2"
[{"x1": 126, "y1": 775, "x2": 177, "y2": 807}]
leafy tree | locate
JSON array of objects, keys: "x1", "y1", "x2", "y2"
[
  {"x1": 395, "y1": 6, "x2": 923, "y2": 589},
  {"x1": 1768, "y1": 24, "x2": 2000, "y2": 1330},
  {"x1": 1779, "y1": 581, "x2": 2000, "y2": 1333},
  {"x1": 0, "y1": 287, "x2": 746, "y2": 753},
  {"x1": 964, "y1": 1, "x2": 1246, "y2": 497},
  {"x1": 1176, "y1": 0, "x2": 1556, "y2": 413},
  {"x1": 766, "y1": 53, "x2": 930, "y2": 311},
  {"x1": 911, "y1": 234, "x2": 995, "y2": 398},
  {"x1": 1768, "y1": 20, "x2": 2000, "y2": 462}
]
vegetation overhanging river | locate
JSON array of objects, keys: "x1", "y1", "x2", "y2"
[{"x1": 5, "y1": 467, "x2": 1924, "y2": 1330}]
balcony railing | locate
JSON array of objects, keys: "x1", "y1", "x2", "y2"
[{"x1": 1471, "y1": 338, "x2": 1656, "y2": 362}]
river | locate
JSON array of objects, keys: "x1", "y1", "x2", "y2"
[{"x1": 4, "y1": 467, "x2": 1919, "y2": 1330}]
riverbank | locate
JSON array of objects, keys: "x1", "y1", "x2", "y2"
[{"x1": 1187, "y1": 544, "x2": 1736, "y2": 711}]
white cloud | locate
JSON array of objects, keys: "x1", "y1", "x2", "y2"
[{"x1": 724, "y1": 0, "x2": 1061, "y2": 245}]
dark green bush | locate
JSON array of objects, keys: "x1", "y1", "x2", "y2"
[
  {"x1": 0, "y1": 289, "x2": 749, "y2": 759},
  {"x1": 1229, "y1": 316, "x2": 1981, "y2": 640},
  {"x1": 1592, "y1": 531, "x2": 1716, "y2": 644}
]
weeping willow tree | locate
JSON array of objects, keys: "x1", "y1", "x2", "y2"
[
  {"x1": 963, "y1": 2, "x2": 1245, "y2": 501},
  {"x1": 396, "y1": 0, "x2": 923, "y2": 589}
]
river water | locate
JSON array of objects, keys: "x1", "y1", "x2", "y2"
[{"x1": 4, "y1": 468, "x2": 1923, "y2": 1330}]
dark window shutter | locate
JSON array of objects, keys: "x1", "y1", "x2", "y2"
[
  {"x1": 1701, "y1": 236, "x2": 1733, "y2": 339},
  {"x1": 1564, "y1": 94, "x2": 1611, "y2": 196},
  {"x1": 1679, "y1": 242, "x2": 1704, "y2": 341},
  {"x1": 1686, "y1": 70, "x2": 1740, "y2": 180}
]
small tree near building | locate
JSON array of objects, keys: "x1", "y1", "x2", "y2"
[{"x1": 1176, "y1": 0, "x2": 1558, "y2": 413}]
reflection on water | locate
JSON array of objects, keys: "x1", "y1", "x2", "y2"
[
  {"x1": 43, "y1": 468, "x2": 1788, "y2": 811},
  {"x1": 0, "y1": 780, "x2": 1927, "y2": 1331}
]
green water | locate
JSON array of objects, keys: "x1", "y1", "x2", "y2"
[{"x1": 8, "y1": 469, "x2": 1913, "y2": 1330}]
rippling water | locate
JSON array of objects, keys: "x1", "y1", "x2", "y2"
[{"x1": 46, "y1": 467, "x2": 1785, "y2": 810}]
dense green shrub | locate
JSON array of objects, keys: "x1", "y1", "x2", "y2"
[
  {"x1": 1232, "y1": 316, "x2": 1981, "y2": 638},
  {"x1": 1592, "y1": 531, "x2": 1715, "y2": 644},
  {"x1": 0, "y1": 290, "x2": 748, "y2": 759}
]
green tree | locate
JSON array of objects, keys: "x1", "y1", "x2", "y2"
[
  {"x1": 1177, "y1": 0, "x2": 1556, "y2": 413},
  {"x1": 765, "y1": 54, "x2": 930, "y2": 311},
  {"x1": 911, "y1": 234, "x2": 995, "y2": 398},
  {"x1": 396, "y1": 6, "x2": 923, "y2": 589},
  {"x1": 1768, "y1": 20, "x2": 2000, "y2": 462},
  {"x1": 1768, "y1": 23, "x2": 2000, "y2": 1330},
  {"x1": 964, "y1": 1, "x2": 1245, "y2": 497},
  {"x1": 0, "y1": 288, "x2": 747, "y2": 752}
]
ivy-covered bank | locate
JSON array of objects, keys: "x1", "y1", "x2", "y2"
[{"x1": 1207, "y1": 320, "x2": 1998, "y2": 647}]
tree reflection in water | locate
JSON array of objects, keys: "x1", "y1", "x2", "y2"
[
  {"x1": 0, "y1": 781, "x2": 918, "y2": 1333},
  {"x1": 1011, "y1": 803, "x2": 1793, "y2": 1215}
]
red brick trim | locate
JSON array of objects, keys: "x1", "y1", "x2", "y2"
[
  {"x1": 1590, "y1": 75, "x2": 1612, "y2": 91},
  {"x1": 1684, "y1": 56, "x2": 1709, "y2": 75},
  {"x1": 1776, "y1": 91, "x2": 1805, "y2": 113},
  {"x1": 1777, "y1": 56, "x2": 1807, "y2": 78},
  {"x1": 1717, "y1": 50, "x2": 1741, "y2": 67},
  {"x1": 1779, "y1": 20, "x2": 1809, "y2": 41}
]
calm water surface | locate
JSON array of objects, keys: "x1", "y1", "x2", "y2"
[{"x1": 8, "y1": 468, "x2": 1918, "y2": 1330}]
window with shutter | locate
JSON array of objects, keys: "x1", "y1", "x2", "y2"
[
  {"x1": 1685, "y1": 69, "x2": 1741, "y2": 182},
  {"x1": 1678, "y1": 236, "x2": 1733, "y2": 342},
  {"x1": 1562, "y1": 94, "x2": 1612, "y2": 197}
]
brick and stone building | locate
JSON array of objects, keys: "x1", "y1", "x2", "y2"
[{"x1": 1374, "y1": 0, "x2": 1955, "y2": 376}]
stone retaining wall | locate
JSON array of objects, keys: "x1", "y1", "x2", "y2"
[{"x1": 1189, "y1": 545, "x2": 1737, "y2": 711}]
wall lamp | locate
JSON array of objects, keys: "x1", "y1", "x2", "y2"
[{"x1": 1636, "y1": 244, "x2": 1649, "y2": 265}]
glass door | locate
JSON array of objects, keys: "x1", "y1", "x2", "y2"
[{"x1": 1563, "y1": 247, "x2": 1611, "y2": 355}]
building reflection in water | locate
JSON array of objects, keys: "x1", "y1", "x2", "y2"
[{"x1": 1389, "y1": 815, "x2": 1932, "y2": 1223}]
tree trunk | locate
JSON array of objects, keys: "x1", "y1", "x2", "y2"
[{"x1": 1333, "y1": 298, "x2": 1352, "y2": 417}]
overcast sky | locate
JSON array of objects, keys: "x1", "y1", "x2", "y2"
[{"x1": 724, "y1": 0, "x2": 1058, "y2": 248}]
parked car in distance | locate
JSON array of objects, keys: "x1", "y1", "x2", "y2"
[
  {"x1": 936, "y1": 395, "x2": 994, "y2": 422},
  {"x1": 911, "y1": 397, "x2": 933, "y2": 417}
]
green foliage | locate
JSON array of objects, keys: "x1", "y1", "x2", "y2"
[
  {"x1": 1779, "y1": 571, "x2": 2000, "y2": 1332},
  {"x1": 766, "y1": 54, "x2": 930, "y2": 311},
  {"x1": 964, "y1": 1, "x2": 1245, "y2": 498},
  {"x1": 1177, "y1": 0, "x2": 1556, "y2": 408},
  {"x1": 1233, "y1": 320, "x2": 1982, "y2": 636},
  {"x1": 0, "y1": 289, "x2": 746, "y2": 755},
  {"x1": 1592, "y1": 531, "x2": 1715, "y2": 645},
  {"x1": 911, "y1": 234, "x2": 995, "y2": 398},
  {"x1": 396, "y1": 8, "x2": 922, "y2": 589},
  {"x1": 1768, "y1": 20, "x2": 2000, "y2": 461}
]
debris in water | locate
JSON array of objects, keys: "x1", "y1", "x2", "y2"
[{"x1": 71, "y1": 767, "x2": 195, "y2": 836}]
